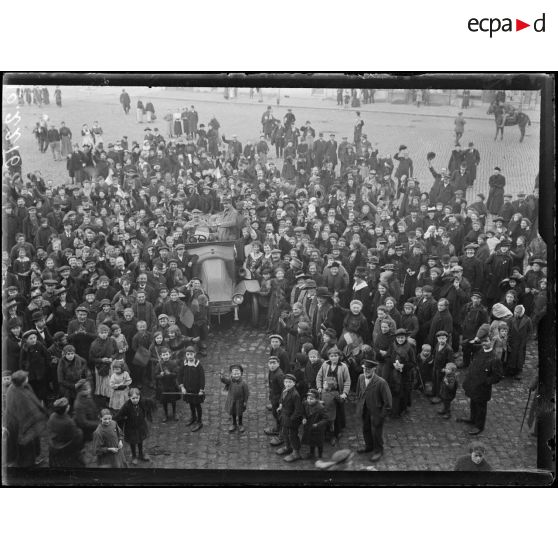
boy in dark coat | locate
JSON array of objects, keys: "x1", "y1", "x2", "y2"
[
  {"x1": 275, "y1": 373, "x2": 303, "y2": 462},
  {"x1": 115, "y1": 388, "x2": 155, "y2": 465},
  {"x1": 264, "y1": 355, "x2": 285, "y2": 444},
  {"x1": 154, "y1": 346, "x2": 180, "y2": 422},
  {"x1": 429, "y1": 331, "x2": 454, "y2": 403},
  {"x1": 454, "y1": 441, "x2": 492, "y2": 471},
  {"x1": 269, "y1": 334, "x2": 290, "y2": 375},
  {"x1": 304, "y1": 349, "x2": 323, "y2": 392},
  {"x1": 301, "y1": 389, "x2": 328, "y2": 458}
]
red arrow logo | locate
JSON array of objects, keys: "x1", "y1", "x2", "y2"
[{"x1": 516, "y1": 19, "x2": 530, "y2": 31}]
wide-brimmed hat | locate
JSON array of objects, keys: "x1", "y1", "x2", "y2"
[{"x1": 315, "y1": 287, "x2": 333, "y2": 299}]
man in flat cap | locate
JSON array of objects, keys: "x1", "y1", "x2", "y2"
[
  {"x1": 462, "y1": 141, "x2": 480, "y2": 186},
  {"x1": 356, "y1": 359, "x2": 392, "y2": 462},
  {"x1": 264, "y1": 355, "x2": 286, "y2": 444}
]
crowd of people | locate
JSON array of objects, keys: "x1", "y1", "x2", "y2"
[
  {"x1": 1, "y1": 89, "x2": 547, "y2": 470},
  {"x1": 16, "y1": 86, "x2": 62, "y2": 108}
]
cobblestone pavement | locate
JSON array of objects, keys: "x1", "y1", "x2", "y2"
[{"x1": 75, "y1": 322, "x2": 537, "y2": 471}]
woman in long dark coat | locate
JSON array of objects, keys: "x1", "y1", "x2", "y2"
[
  {"x1": 6, "y1": 319, "x2": 23, "y2": 372},
  {"x1": 506, "y1": 305, "x2": 533, "y2": 379},
  {"x1": 73, "y1": 380, "x2": 99, "y2": 442},
  {"x1": 51, "y1": 290, "x2": 75, "y2": 333},
  {"x1": 19, "y1": 330, "x2": 52, "y2": 403},
  {"x1": 485, "y1": 241, "x2": 514, "y2": 306},
  {"x1": 47, "y1": 398, "x2": 85, "y2": 467},
  {"x1": 4, "y1": 370, "x2": 49, "y2": 467},
  {"x1": 486, "y1": 168, "x2": 506, "y2": 215}
]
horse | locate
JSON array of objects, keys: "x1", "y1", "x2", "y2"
[{"x1": 493, "y1": 105, "x2": 531, "y2": 142}]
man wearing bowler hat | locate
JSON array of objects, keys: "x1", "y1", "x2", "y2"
[{"x1": 356, "y1": 359, "x2": 392, "y2": 462}]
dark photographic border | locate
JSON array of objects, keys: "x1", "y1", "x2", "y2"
[{"x1": 2, "y1": 72, "x2": 555, "y2": 487}]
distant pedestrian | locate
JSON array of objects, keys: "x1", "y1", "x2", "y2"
[
  {"x1": 343, "y1": 89, "x2": 350, "y2": 108},
  {"x1": 145, "y1": 101, "x2": 155, "y2": 123},
  {"x1": 54, "y1": 87, "x2": 62, "y2": 107},
  {"x1": 486, "y1": 167, "x2": 506, "y2": 215},
  {"x1": 353, "y1": 111, "x2": 364, "y2": 146},
  {"x1": 454, "y1": 112, "x2": 466, "y2": 142},
  {"x1": 136, "y1": 100, "x2": 144, "y2": 123},
  {"x1": 120, "y1": 89, "x2": 131, "y2": 114},
  {"x1": 47, "y1": 125, "x2": 61, "y2": 161},
  {"x1": 337, "y1": 89, "x2": 343, "y2": 106},
  {"x1": 461, "y1": 89, "x2": 471, "y2": 109},
  {"x1": 59, "y1": 121, "x2": 72, "y2": 157}
]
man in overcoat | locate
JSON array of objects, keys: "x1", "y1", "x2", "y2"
[
  {"x1": 356, "y1": 359, "x2": 392, "y2": 462},
  {"x1": 458, "y1": 324, "x2": 503, "y2": 435}
]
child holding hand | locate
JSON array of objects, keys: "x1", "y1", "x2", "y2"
[{"x1": 109, "y1": 360, "x2": 132, "y2": 412}]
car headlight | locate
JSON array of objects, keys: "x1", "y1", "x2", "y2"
[{"x1": 232, "y1": 294, "x2": 244, "y2": 305}]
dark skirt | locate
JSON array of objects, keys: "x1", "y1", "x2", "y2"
[{"x1": 123, "y1": 423, "x2": 149, "y2": 445}]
